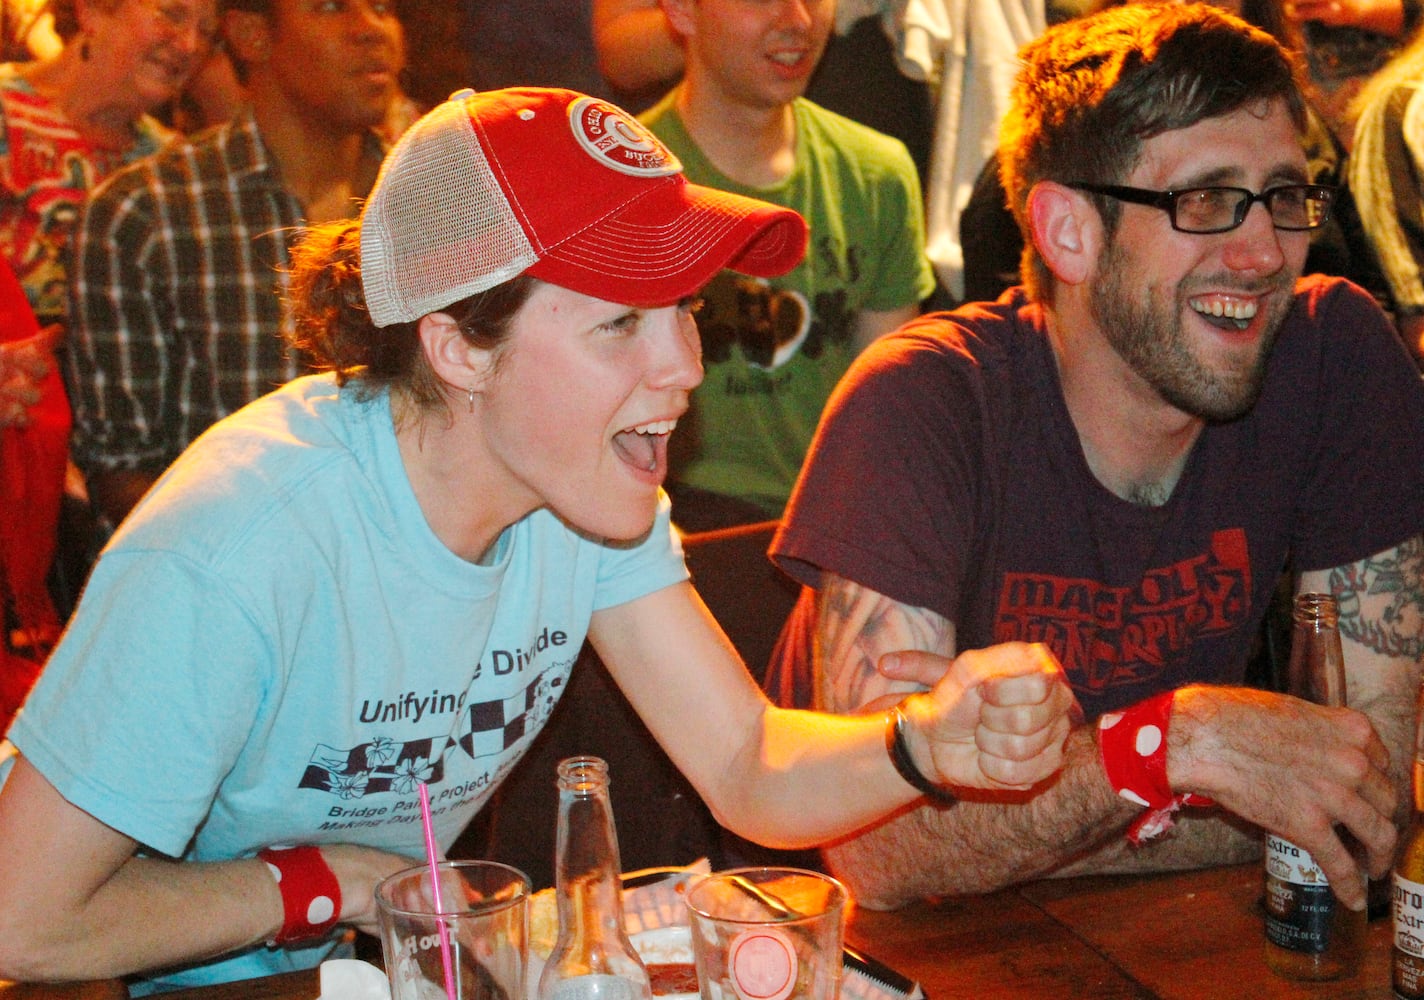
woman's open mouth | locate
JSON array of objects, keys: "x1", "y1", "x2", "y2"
[{"x1": 612, "y1": 418, "x2": 677, "y2": 475}]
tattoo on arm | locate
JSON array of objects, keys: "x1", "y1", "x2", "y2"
[
  {"x1": 813, "y1": 574, "x2": 953, "y2": 713},
  {"x1": 1329, "y1": 535, "x2": 1424, "y2": 660}
]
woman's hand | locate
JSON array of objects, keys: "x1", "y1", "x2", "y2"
[
  {"x1": 888, "y1": 642, "x2": 1079, "y2": 793},
  {"x1": 320, "y1": 844, "x2": 423, "y2": 936}
]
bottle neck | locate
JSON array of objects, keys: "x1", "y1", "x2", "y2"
[
  {"x1": 1414, "y1": 756, "x2": 1424, "y2": 815},
  {"x1": 556, "y1": 873, "x2": 632, "y2": 950},
  {"x1": 552, "y1": 766, "x2": 632, "y2": 950},
  {"x1": 1287, "y1": 593, "x2": 1346, "y2": 707},
  {"x1": 1292, "y1": 592, "x2": 1339, "y2": 628},
  {"x1": 553, "y1": 788, "x2": 624, "y2": 891}
]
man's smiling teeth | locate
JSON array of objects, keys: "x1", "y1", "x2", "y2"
[
  {"x1": 770, "y1": 51, "x2": 805, "y2": 65},
  {"x1": 630, "y1": 419, "x2": 676, "y2": 435},
  {"x1": 1190, "y1": 296, "x2": 1257, "y2": 330}
]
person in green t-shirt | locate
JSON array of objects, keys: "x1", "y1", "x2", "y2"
[{"x1": 641, "y1": 0, "x2": 936, "y2": 531}]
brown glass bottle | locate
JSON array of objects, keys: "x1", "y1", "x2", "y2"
[
  {"x1": 1393, "y1": 696, "x2": 1424, "y2": 998},
  {"x1": 1263, "y1": 593, "x2": 1366, "y2": 981}
]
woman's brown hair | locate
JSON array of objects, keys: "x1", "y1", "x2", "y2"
[{"x1": 285, "y1": 219, "x2": 537, "y2": 421}]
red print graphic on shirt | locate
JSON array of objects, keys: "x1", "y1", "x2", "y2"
[
  {"x1": 0, "y1": 84, "x2": 132, "y2": 318},
  {"x1": 992, "y1": 528, "x2": 1251, "y2": 693}
]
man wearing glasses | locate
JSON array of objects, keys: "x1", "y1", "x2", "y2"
[{"x1": 768, "y1": 3, "x2": 1424, "y2": 911}]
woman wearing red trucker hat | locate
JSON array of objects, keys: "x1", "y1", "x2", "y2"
[{"x1": 0, "y1": 88, "x2": 1075, "y2": 992}]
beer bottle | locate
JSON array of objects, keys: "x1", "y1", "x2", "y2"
[
  {"x1": 1393, "y1": 682, "x2": 1424, "y2": 998},
  {"x1": 537, "y1": 756, "x2": 652, "y2": 1000},
  {"x1": 1263, "y1": 592, "x2": 1366, "y2": 980}
]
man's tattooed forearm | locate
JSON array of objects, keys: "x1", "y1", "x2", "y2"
[{"x1": 1330, "y1": 536, "x2": 1424, "y2": 659}]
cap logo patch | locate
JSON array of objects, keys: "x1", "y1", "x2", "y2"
[{"x1": 568, "y1": 96, "x2": 681, "y2": 178}]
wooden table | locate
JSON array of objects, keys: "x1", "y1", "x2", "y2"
[
  {"x1": 0, "y1": 863, "x2": 1398, "y2": 999},
  {"x1": 850, "y1": 864, "x2": 1394, "y2": 999}
]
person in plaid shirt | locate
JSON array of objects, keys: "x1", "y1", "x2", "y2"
[{"x1": 65, "y1": 0, "x2": 401, "y2": 528}]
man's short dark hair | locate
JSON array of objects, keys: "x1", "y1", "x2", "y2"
[{"x1": 1000, "y1": 2, "x2": 1308, "y2": 301}]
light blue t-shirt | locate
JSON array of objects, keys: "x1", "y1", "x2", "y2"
[{"x1": 1, "y1": 374, "x2": 687, "y2": 993}]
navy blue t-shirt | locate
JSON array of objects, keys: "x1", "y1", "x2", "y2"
[{"x1": 771, "y1": 276, "x2": 1424, "y2": 720}]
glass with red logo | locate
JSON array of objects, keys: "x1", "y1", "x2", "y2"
[{"x1": 685, "y1": 867, "x2": 847, "y2": 1000}]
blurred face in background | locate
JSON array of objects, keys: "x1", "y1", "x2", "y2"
[
  {"x1": 84, "y1": 0, "x2": 219, "y2": 114},
  {"x1": 230, "y1": 0, "x2": 404, "y2": 136},
  {"x1": 665, "y1": 0, "x2": 834, "y2": 112}
]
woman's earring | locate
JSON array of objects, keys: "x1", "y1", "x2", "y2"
[{"x1": 467, "y1": 385, "x2": 476, "y2": 414}]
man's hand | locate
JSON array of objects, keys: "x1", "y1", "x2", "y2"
[
  {"x1": 0, "y1": 324, "x2": 61, "y2": 429},
  {"x1": 1168, "y1": 684, "x2": 1396, "y2": 910},
  {"x1": 905, "y1": 642, "x2": 1078, "y2": 792}
]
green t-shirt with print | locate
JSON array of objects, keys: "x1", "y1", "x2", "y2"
[{"x1": 642, "y1": 92, "x2": 935, "y2": 517}]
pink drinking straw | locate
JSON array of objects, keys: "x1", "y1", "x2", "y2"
[{"x1": 419, "y1": 782, "x2": 458, "y2": 1000}]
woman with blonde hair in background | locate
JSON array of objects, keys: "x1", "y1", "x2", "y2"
[{"x1": 1348, "y1": 21, "x2": 1424, "y2": 366}]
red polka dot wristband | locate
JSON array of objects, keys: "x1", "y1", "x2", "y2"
[
  {"x1": 1097, "y1": 691, "x2": 1214, "y2": 846},
  {"x1": 258, "y1": 846, "x2": 341, "y2": 945}
]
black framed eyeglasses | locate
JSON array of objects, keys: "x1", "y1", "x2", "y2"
[{"x1": 1066, "y1": 181, "x2": 1336, "y2": 234}]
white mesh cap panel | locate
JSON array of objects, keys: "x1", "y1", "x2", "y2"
[{"x1": 360, "y1": 98, "x2": 537, "y2": 327}]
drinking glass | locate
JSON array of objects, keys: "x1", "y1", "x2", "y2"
[
  {"x1": 376, "y1": 859, "x2": 530, "y2": 1000},
  {"x1": 685, "y1": 867, "x2": 847, "y2": 1000}
]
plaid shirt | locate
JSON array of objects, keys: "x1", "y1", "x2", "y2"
[{"x1": 66, "y1": 107, "x2": 383, "y2": 476}]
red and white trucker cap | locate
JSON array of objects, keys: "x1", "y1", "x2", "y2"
[{"x1": 360, "y1": 87, "x2": 808, "y2": 327}]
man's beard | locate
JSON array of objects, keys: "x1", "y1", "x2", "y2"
[{"x1": 1088, "y1": 241, "x2": 1290, "y2": 423}]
